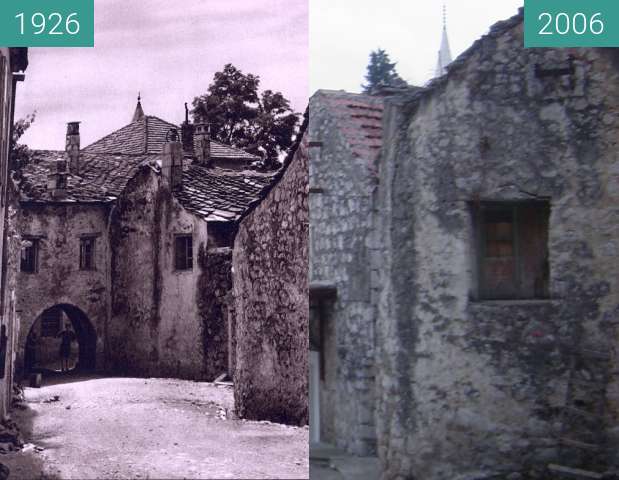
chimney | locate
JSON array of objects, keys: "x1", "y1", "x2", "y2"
[
  {"x1": 181, "y1": 103, "x2": 195, "y2": 156},
  {"x1": 66, "y1": 121, "x2": 80, "y2": 174},
  {"x1": 194, "y1": 122, "x2": 211, "y2": 166},
  {"x1": 162, "y1": 128, "x2": 183, "y2": 189},
  {"x1": 47, "y1": 158, "x2": 69, "y2": 199}
]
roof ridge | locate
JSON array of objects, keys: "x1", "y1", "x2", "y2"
[
  {"x1": 83, "y1": 117, "x2": 146, "y2": 151},
  {"x1": 146, "y1": 115, "x2": 176, "y2": 128}
]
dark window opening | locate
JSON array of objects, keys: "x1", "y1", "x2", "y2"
[
  {"x1": 475, "y1": 201, "x2": 550, "y2": 300},
  {"x1": 41, "y1": 308, "x2": 62, "y2": 337},
  {"x1": 21, "y1": 238, "x2": 39, "y2": 273},
  {"x1": 175, "y1": 235, "x2": 193, "y2": 271},
  {"x1": 309, "y1": 305, "x2": 325, "y2": 381},
  {"x1": 207, "y1": 222, "x2": 235, "y2": 248},
  {"x1": 79, "y1": 237, "x2": 96, "y2": 270}
]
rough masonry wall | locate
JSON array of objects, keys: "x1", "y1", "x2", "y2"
[
  {"x1": 197, "y1": 245, "x2": 232, "y2": 380},
  {"x1": 309, "y1": 93, "x2": 380, "y2": 454},
  {"x1": 16, "y1": 203, "x2": 110, "y2": 373},
  {"x1": 232, "y1": 132, "x2": 308, "y2": 426},
  {"x1": 2, "y1": 192, "x2": 21, "y2": 418},
  {"x1": 110, "y1": 166, "x2": 217, "y2": 380},
  {"x1": 378, "y1": 17, "x2": 619, "y2": 479},
  {"x1": 0, "y1": 47, "x2": 17, "y2": 418}
]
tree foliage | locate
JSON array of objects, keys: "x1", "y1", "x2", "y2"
[
  {"x1": 10, "y1": 112, "x2": 36, "y2": 173},
  {"x1": 362, "y1": 49, "x2": 406, "y2": 94},
  {"x1": 192, "y1": 64, "x2": 298, "y2": 170}
]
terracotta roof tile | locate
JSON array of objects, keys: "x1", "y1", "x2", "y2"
[{"x1": 311, "y1": 90, "x2": 384, "y2": 175}]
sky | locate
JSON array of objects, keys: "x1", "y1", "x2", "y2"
[
  {"x1": 310, "y1": 0, "x2": 523, "y2": 93},
  {"x1": 15, "y1": 0, "x2": 308, "y2": 150}
]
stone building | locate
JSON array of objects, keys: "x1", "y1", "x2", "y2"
[
  {"x1": 0, "y1": 48, "x2": 28, "y2": 418},
  {"x1": 233, "y1": 113, "x2": 308, "y2": 426},
  {"x1": 309, "y1": 90, "x2": 384, "y2": 454},
  {"x1": 311, "y1": 8, "x2": 619, "y2": 480},
  {"x1": 377, "y1": 10, "x2": 619, "y2": 479},
  {"x1": 16, "y1": 100, "x2": 278, "y2": 382}
]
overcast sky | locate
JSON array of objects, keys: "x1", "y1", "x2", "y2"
[
  {"x1": 15, "y1": 0, "x2": 308, "y2": 150},
  {"x1": 310, "y1": 0, "x2": 523, "y2": 93}
]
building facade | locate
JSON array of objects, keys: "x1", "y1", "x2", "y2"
[
  {"x1": 377, "y1": 10, "x2": 619, "y2": 479},
  {"x1": 0, "y1": 48, "x2": 27, "y2": 418},
  {"x1": 309, "y1": 90, "x2": 383, "y2": 455},
  {"x1": 16, "y1": 102, "x2": 276, "y2": 382},
  {"x1": 310, "y1": 8, "x2": 619, "y2": 480}
]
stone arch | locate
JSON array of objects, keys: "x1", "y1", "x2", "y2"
[{"x1": 25, "y1": 303, "x2": 97, "y2": 372}]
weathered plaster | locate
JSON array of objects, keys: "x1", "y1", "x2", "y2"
[
  {"x1": 377, "y1": 17, "x2": 619, "y2": 478},
  {"x1": 17, "y1": 203, "x2": 110, "y2": 373},
  {"x1": 109, "y1": 165, "x2": 216, "y2": 380}
]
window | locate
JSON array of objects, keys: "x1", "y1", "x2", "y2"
[
  {"x1": 175, "y1": 235, "x2": 193, "y2": 270},
  {"x1": 21, "y1": 238, "x2": 39, "y2": 273},
  {"x1": 80, "y1": 237, "x2": 96, "y2": 270},
  {"x1": 475, "y1": 201, "x2": 550, "y2": 300},
  {"x1": 41, "y1": 308, "x2": 62, "y2": 337}
]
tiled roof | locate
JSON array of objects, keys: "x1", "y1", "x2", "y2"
[
  {"x1": 84, "y1": 115, "x2": 258, "y2": 162},
  {"x1": 174, "y1": 166, "x2": 274, "y2": 221},
  {"x1": 20, "y1": 150, "x2": 154, "y2": 203},
  {"x1": 20, "y1": 116, "x2": 277, "y2": 221},
  {"x1": 311, "y1": 90, "x2": 384, "y2": 175},
  {"x1": 20, "y1": 149, "x2": 276, "y2": 221}
]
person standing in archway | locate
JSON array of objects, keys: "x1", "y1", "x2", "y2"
[{"x1": 57, "y1": 327, "x2": 75, "y2": 373}]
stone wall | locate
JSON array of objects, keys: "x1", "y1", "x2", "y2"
[
  {"x1": 0, "y1": 47, "x2": 22, "y2": 418},
  {"x1": 232, "y1": 127, "x2": 308, "y2": 426},
  {"x1": 377, "y1": 13, "x2": 619, "y2": 478},
  {"x1": 16, "y1": 202, "x2": 111, "y2": 373},
  {"x1": 309, "y1": 92, "x2": 381, "y2": 454},
  {"x1": 197, "y1": 245, "x2": 232, "y2": 380},
  {"x1": 110, "y1": 165, "x2": 222, "y2": 380}
]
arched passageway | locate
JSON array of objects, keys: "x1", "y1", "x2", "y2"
[{"x1": 25, "y1": 304, "x2": 97, "y2": 374}]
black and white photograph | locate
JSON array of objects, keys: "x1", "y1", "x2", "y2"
[{"x1": 0, "y1": 1, "x2": 309, "y2": 478}]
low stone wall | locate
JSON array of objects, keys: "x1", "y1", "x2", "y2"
[{"x1": 232, "y1": 128, "x2": 308, "y2": 426}]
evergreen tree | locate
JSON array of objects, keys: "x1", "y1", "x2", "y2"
[{"x1": 362, "y1": 49, "x2": 406, "y2": 93}]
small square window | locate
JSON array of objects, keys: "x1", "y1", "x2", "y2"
[
  {"x1": 175, "y1": 235, "x2": 193, "y2": 271},
  {"x1": 80, "y1": 237, "x2": 96, "y2": 270},
  {"x1": 21, "y1": 238, "x2": 39, "y2": 273},
  {"x1": 475, "y1": 201, "x2": 550, "y2": 300}
]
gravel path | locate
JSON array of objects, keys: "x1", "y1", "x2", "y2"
[{"x1": 2, "y1": 375, "x2": 308, "y2": 479}]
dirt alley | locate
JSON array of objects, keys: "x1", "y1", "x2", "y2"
[{"x1": 1, "y1": 375, "x2": 309, "y2": 479}]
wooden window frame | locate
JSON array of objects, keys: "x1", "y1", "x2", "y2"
[
  {"x1": 475, "y1": 201, "x2": 550, "y2": 301},
  {"x1": 174, "y1": 234, "x2": 193, "y2": 271},
  {"x1": 79, "y1": 236, "x2": 97, "y2": 271},
  {"x1": 20, "y1": 237, "x2": 39, "y2": 274}
]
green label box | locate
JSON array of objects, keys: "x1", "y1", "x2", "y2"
[
  {"x1": 0, "y1": 0, "x2": 94, "y2": 47},
  {"x1": 525, "y1": 0, "x2": 619, "y2": 47}
]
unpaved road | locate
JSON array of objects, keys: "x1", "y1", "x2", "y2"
[{"x1": 2, "y1": 375, "x2": 308, "y2": 479}]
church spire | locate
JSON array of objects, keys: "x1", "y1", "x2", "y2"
[
  {"x1": 132, "y1": 92, "x2": 145, "y2": 123},
  {"x1": 434, "y1": 4, "x2": 453, "y2": 77}
]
